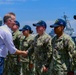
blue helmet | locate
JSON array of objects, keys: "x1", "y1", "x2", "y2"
[
  {"x1": 20, "y1": 25, "x2": 33, "y2": 33},
  {"x1": 50, "y1": 19, "x2": 66, "y2": 28},
  {"x1": 33, "y1": 20, "x2": 47, "y2": 29}
]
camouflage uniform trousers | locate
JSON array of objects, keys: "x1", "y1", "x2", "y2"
[
  {"x1": 50, "y1": 68, "x2": 70, "y2": 75},
  {"x1": 3, "y1": 55, "x2": 21, "y2": 75},
  {"x1": 49, "y1": 63, "x2": 69, "y2": 75},
  {"x1": 21, "y1": 62, "x2": 35, "y2": 75},
  {"x1": 3, "y1": 55, "x2": 15, "y2": 75},
  {"x1": 12, "y1": 57, "x2": 21, "y2": 75},
  {"x1": 34, "y1": 63, "x2": 51, "y2": 75}
]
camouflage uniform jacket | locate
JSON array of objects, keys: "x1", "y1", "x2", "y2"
[
  {"x1": 28, "y1": 32, "x2": 52, "y2": 68},
  {"x1": 51, "y1": 33, "x2": 75, "y2": 71},
  {"x1": 9, "y1": 30, "x2": 21, "y2": 58},
  {"x1": 20, "y1": 34, "x2": 34, "y2": 62},
  {"x1": 12, "y1": 30, "x2": 21, "y2": 49}
]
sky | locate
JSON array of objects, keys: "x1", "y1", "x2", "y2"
[{"x1": 0, "y1": 0, "x2": 76, "y2": 34}]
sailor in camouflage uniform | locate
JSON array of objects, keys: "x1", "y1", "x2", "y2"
[
  {"x1": 12, "y1": 21, "x2": 21, "y2": 75},
  {"x1": 49, "y1": 19, "x2": 76, "y2": 75},
  {"x1": 20, "y1": 25, "x2": 34, "y2": 75},
  {"x1": 25, "y1": 20, "x2": 52, "y2": 75},
  {"x1": 3, "y1": 20, "x2": 21, "y2": 75}
]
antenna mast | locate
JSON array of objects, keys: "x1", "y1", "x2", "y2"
[{"x1": 63, "y1": 12, "x2": 74, "y2": 36}]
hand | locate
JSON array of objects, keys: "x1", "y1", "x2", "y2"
[
  {"x1": 29, "y1": 63, "x2": 34, "y2": 69},
  {"x1": 15, "y1": 50, "x2": 28, "y2": 57},
  {"x1": 41, "y1": 66, "x2": 48, "y2": 72},
  {"x1": 21, "y1": 50, "x2": 28, "y2": 57}
]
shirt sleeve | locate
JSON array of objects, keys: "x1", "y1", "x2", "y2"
[{"x1": 1, "y1": 30, "x2": 17, "y2": 54}]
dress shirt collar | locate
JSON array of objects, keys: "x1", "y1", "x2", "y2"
[{"x1": 4, "y1": 24, "x2": 12, "y2": 33}]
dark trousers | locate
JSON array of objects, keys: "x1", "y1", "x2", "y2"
[{"x1": 0, "y1": 57, "x2": 4, "y2": 75}]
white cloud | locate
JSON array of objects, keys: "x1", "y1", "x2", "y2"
[
  {"x1": 0, "y1": 0, "x2": 27, "y2": 4},
  {"x1": 0, "y1": 1, "x2": 12, "y2": 4},
  {"x1": 0, "y1": 0, "x2": 39, "y2": 4}
]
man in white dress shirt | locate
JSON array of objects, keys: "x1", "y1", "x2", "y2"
[{"x1": 0, "y1": 15, "x2": 26, "y2": 75}]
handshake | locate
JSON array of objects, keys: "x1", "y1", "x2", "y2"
[
  {"x1": 21, "y1": 50, "x2": 28, "y2": 57},
  {"x1": 15, "y1": 50, "x2": 28, "y2": 57}
]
